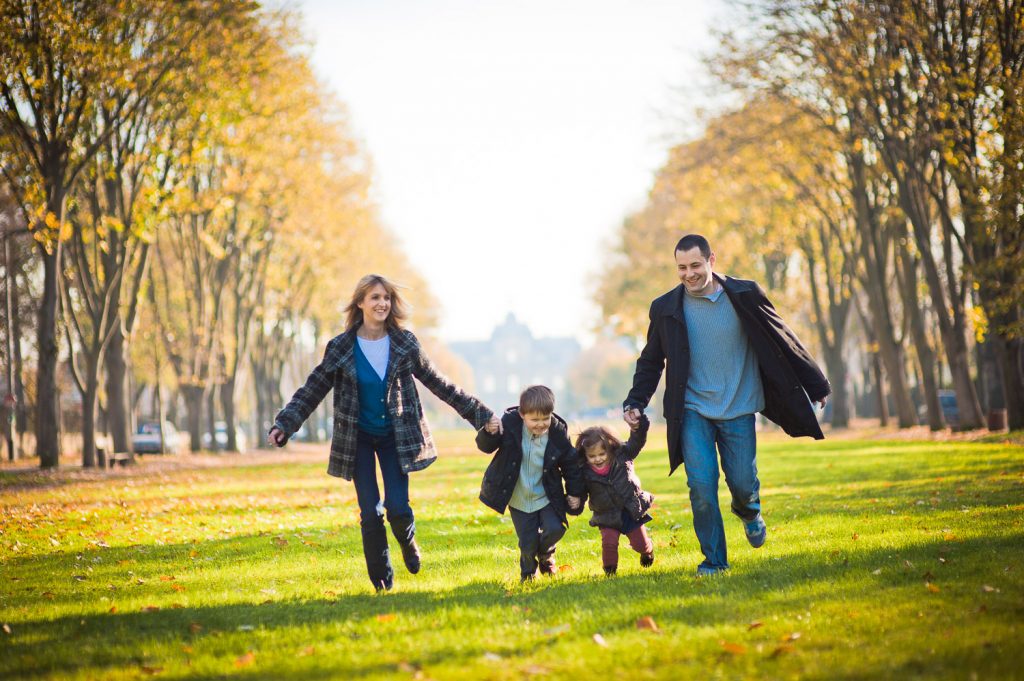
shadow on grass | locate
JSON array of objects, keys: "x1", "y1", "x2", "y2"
[{"x1": 3, "y1": 528, "x2": 1022, "y2": 679}]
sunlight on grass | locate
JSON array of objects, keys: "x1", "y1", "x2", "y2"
[{"x1": 1, "y1": 433, "x2": 1021, "y2": 679}]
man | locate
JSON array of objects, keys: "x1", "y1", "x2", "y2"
[{"x1": 623, "y1": 234, "x2": 830, "y2": 576}]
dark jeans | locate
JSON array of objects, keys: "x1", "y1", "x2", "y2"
[
  {"x1": 509, "y1": 504, "x2": 565, "y2": 577},
  {"x1": 353, "y1": 429, "x2": 412, "y2": 526}
]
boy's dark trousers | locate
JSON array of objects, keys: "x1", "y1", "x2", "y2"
[{"x1": 509, "y1": 504, "x2": 565, "y2": 578}]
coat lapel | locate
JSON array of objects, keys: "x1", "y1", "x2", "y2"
[{"x1": 384, "y1": 328, "x2": 414, "y2": 389}]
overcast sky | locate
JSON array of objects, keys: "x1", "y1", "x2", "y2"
[{"x1": 297, "y1": 0, "x2": 722, "y2": 343}]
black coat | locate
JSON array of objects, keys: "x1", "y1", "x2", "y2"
[
  {"x1": 580, "y1": 417, "x2": 654, "y2": 530},
  {"x1": 624, "y1": 275, "x2": 831, "y2": 475},
  {"x1": 476, "y1": 408, "x2": 586, "y2": 523}
]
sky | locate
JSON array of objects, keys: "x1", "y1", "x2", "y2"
[{"x1": 297, "y1": 0, "x2": 723, "y2": 344}]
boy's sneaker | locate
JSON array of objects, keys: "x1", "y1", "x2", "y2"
[
  {"x1": 520, "y1": 571, "x2": 537, "y2": 583},
  {"x1": 640, "y1": 551, "x2": 655, "y2": 568},
  {"x1": 745, "y1": 514, "x2": 767, "y2": 548},
  {"x1": 538, "y1": 553, "x2": 557, "y2": 575},
  {"x1": 696, "y1": 563, "x2": 728, "y2": 577},
  {"x1": 603, "y1": 564, "x2": 617, "y2": 576}
]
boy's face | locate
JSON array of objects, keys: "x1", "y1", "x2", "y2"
[
  {"x1": 584, "y1": 444, "x2": 610, "y2": 468},
  {"x1": 521, "y1": 410, "x2": 552, "y2": 437}
]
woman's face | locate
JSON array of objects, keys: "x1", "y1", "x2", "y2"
[{"x1": 357, "y1": 283, "x2": 391, "y2": 325}]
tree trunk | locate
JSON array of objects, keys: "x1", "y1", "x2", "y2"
[
  {"x1": 12, "y1": 263, "x2": 27, "y2": 445},
  {"x1": 182, "y1": 384, "x2": 204, "y2": 452},
  {"x1": 81, "y1": 365, "x2": 99, "y2": 468},
  {"x1": 896, "y1": 242, "x2": 943, "y2": 430},
  {"x1": 104, "y1": 325, "x2": 133, "y2": 454},
  {"x1": 36, "y1": 246, "x2": 62, "y2": 467},
  {"x1": 993, "y1": 333, "x2": 1024, "y2": 431},
  {"x1": 220, "y1": 375, "x2": 238, "y2": 452}
]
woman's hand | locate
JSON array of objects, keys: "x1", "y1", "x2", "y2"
[
  {"x1": 267, "y1": 426, "x2": 287, "y2": 447},
  {"x1": 484, "y1": 415, "x2": 502, "y2": 435}
]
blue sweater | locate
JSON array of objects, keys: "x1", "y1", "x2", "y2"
[
  {"x1": 354, "y1": 342, "x2": 391, "y2": 435},
  {"x1": 683, "y1": 286, "x2": 765, "y2": 419}
]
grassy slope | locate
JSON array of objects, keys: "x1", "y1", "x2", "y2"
[{"x1": 1, "y1": 430, "x2": 1022, "y2": 680}]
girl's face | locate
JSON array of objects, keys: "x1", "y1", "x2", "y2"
[
  {"x1": 584, "y1": 443, "x2": 610, "y2": 468},
  {"x1": 357, "y1": 283, "x2": 391, "y2": 325}
]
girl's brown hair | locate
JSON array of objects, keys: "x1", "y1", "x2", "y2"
[
  {"x1": 575, "y1": 426, "x2": 622, "y2": 461},
  {"x1": 344, "y1": 274, "x2": 408, "y2": 332}
]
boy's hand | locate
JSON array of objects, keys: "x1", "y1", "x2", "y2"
[
  {"x1": 484, "y1": 415, "x2": 502, "y2": 435},
  {"x1": 566, "y1": 495, "x2": 581, "y2": 511}
]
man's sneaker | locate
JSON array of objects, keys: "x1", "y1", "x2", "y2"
[
  {"x1": 696, "y1": 563, "x2": 728, "y2": 577},
  {"x1": 640, "y1": 551, "x2": 654, "y2": 568},
  {"x1": 745, "y1": 514, "x2": 767, "y2": 548}
]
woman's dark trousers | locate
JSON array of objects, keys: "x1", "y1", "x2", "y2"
[{"x1": 353, "y1": 430, "x2": 419, "y2": 590}]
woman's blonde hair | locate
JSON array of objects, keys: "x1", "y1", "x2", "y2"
[{"x1": 344, "y1": 274, "x2": 408, "y2": 332}]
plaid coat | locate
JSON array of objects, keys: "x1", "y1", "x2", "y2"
[{"x1": 274, "y1": 327, "x2": 493, "y2": 480}]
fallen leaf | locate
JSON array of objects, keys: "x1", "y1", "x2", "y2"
[
  {"x1": 237, "y1": 625, "x2": 254, "y2": 631},
  {"x1": 140, "y1": 665, "x2": 163, "y2": 675},
  {"x1": 557, "y1": 564, "x2": 573, "y2": 573},
  {"x1": 748, "y1": 620, "x2": 764, "y2": 631},
  {"x1": 272, "y1": 537, "x2": 288, "y2": 547},
  {"x1": 592, "y1": 633, "x2": 608, "y2": 647},
  {"x1": 235, "y1": 651, "x2": 256, "y2": 668},
  {"x1": 181, "y1": 645, "x2": 194, "y2": 654},
  {"x1": 851, "y1": 532, "x2": 859, "y2": 540},
  {"x1": 522, "y1": 664, "x2": 549, "y2": 675},
  {"x1": 41, "y1": 591, "x2": 55, "y2": 599},
  {"x1": 298, "y1": 646, "x2": 316, "y2": 657},
  {"x1": 943, "y1": 532, "x2": 956, "y2": 541},
  {"x1": 780, "y1": 632, "x2": 802, "y2": 642},
  {"x1": 376, "y1": 613, "x2": 396, "y2": 622},
  {"x1": 188, "y1": 623, "x2": 203, "y2": 633},
  {"x1": 483, "y1": 652, "x2": 502, "y2": 662},
  {"x1": 142, "y1": 605, "x2": 160, "y2": 612},
  {"x1": 981, "y1": 585, "x2": 998, "y2": 593},
  {"x1": 109, "y1": 606, "x2": 118, "y2": 613},
  {"x1": 720, "y1": 640, "x2": 746, "y2": 655},
  {"x1": 871, "y1": 568, "x2": 883, "y2": 575},
  {"x1": 926, "y1": 582, "x2": 941, "y2": 593},
  {"x1": 542, "y1": 623, "x2": 570, "y2": 636},
  {"x1": 73, "y1": 575, "x2": 87, "y2": 582},
  {"x1": 770, "y1": 643, "x2": 795, "y2": 658},
  {"x1": 636, "y1": 616, "x2": 660, "y2": 633},
  {"x1": 397, "y1": 661, "x2": 420, "y2": 673},
  {"x1": 2, "y1": 624, "x2": 11, "y2": 635}
]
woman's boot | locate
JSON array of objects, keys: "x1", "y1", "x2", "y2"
[
  {"x1": 389, "y1": 513, "x2": 421, "y2": 574},
  {"x1": 361, "y1": 518, "x2": 394, "y2": 592}
]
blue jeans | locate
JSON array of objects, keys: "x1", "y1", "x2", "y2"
[
  {"x1": 681, "y1": 409, "x2": 760, "y2": 570},
  {"x1": 353, "y1": 430, "x2": 412, "y2": 528}
]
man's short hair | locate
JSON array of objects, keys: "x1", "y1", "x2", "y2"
[
  {"x1": 675, "y1": 234, "x2": 712, "y2": 260},
  {"x1": 519, "y1": 385, "x2": 555, "y2": 415}
]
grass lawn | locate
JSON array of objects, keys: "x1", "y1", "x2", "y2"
[{"x1": 1, "y1": 428, "x2": 1022, "y2": 680}]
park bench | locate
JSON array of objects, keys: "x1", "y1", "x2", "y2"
[{"x1": 96, "y1": 435, "x2": 132, "y2": 468}]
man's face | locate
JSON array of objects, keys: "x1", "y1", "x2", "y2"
[
  {"x1": 675, "y1": 246, "x2": 716, "y2": 296},
  {"x1": 521, "y1": 411, "x2": 552, "y2": 437}
]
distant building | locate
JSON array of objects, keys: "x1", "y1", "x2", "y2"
[{"x1": 449, "y1": 313, "x2": 581, "y2": 411}]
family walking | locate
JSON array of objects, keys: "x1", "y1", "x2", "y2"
[{"x1": 269, "y1": 234, "x2": 830, "y2": 591}]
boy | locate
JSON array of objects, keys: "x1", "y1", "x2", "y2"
[{"x1": 477, "y1": 385, "x2": 585, "y2": 581}]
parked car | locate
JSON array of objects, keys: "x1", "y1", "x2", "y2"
[
  {"x1": 202, "y1": 421, "x2": 248, "y2": 452},
  {"x1": 917, "y1": 389, "x2": 960, "y2": 427},
  {"x1": 133, "y1": 421, "x2": 187, "y2": 455}
]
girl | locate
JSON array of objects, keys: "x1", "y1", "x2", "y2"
[
  {"x1": 268, "y1": 274, "x2": 500, "y2": 592},
  {"x1": 576, "y1": 415, "x2": 654, "y2": 575}
]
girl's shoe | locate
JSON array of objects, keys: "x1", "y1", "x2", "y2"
[
  {"x1": 640, "y1": 551, "x2": 654, "y2": 568},
  {"x1": 603, "y1": 564, "x2": 617, "y2": 576}
]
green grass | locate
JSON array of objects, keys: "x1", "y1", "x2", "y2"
[{"x1": 1, "y1": 430, "x2": 1022, "y2": 680}]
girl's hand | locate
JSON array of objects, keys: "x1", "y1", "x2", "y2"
[
  {"x1": 566, "y1": 495, "x2": 581, "y2": 511},
  {"x1": 267, "y1": 427, "x2": 287, "y2": 447}
]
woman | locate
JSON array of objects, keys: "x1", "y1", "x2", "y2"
[{"x1": 268, "y1": 274, "x2": 500, "y2": 591}]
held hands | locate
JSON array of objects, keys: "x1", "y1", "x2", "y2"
[
  {"x1": 267, "y1": 426, "x2": 287, "y2": 448},
  {"x1": 623, "y1": 407, "x2": 642, "y2": 430},
  {"x1": 566, "y1": 495, "x2": 581, "y2": 511},
  {"x1": 484, "y1": 415, "x2": 503, "y2": 435}
]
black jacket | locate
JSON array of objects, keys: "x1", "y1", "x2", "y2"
[
  {"x1": 476, "y1": 408, "x2": 586, "y2": 523},
  {"x1": 624, "y1": 275, "x2": 831, "y2": 475},
  {"x1": 580, "y1": 417, "x2": 654, "y2": 530}
]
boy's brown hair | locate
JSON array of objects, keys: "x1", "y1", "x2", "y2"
[
  {"x1": 575, "y1": 426, "x2": 623, "y2": 461},
  {"x1": 519, "y1": 385, "x2": 555, "y2": 415}
]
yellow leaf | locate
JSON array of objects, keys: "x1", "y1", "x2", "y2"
[
  {"x1": 636, "y1": 616, "x2": 659, "y2": 632},
  {"x1": 926, "y1": 582, "x2": 940, "y2": 593},
  {"x1": 234, "y1": 651, "x2": 256, "y2": 668},
  {"x1": 720, "y1": 640, "x2": 746, "y2": 655},
  {"x1": 376, "y1": 613, "x2": 396, "y2": 622}
]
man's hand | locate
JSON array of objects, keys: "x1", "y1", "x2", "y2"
[
  {"x1": 484, "y1": 415, "x2": 502, "y2": 435},
  {"x1": 623, "y1": 408, "x2": 641, "y2": 428},
  {"x1": 267, "y1": 426, "x2": 287, "y2": 447},
  {"x1": 566, "y1": 495, "x2": 581, "y2": 511},
  {"x1": 816, "y1": 396, "x2": 828, "y2": 411}
]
